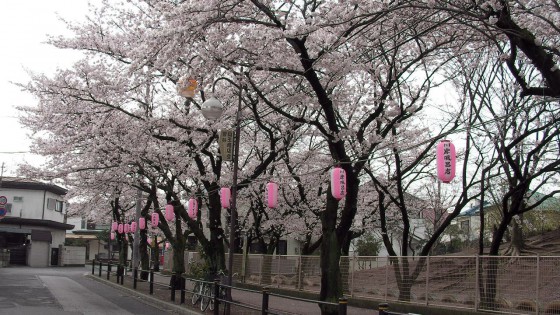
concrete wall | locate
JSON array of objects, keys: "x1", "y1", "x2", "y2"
[{"x1": 60, "y1": 246, "x2": 86, "y2": 266}]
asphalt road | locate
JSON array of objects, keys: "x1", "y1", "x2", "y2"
[{"x1": 0, "y1": 266, "x2": 174, "y2": 315}]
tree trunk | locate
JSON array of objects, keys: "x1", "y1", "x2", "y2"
[
  {"x1": 140, "y1": 228, "x2": 149, "y2": 280},
  {"x1": 319, "y1": 195, "x2": 342, "y2": 315}
]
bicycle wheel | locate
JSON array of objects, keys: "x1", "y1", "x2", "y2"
[
  {"x1": 191, "y1": 282, "x2": 201, "y2": 305},
  {"x1": 200, "y1": 284, "x2": 212, "y2": 311}
]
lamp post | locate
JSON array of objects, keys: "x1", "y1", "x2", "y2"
[{"x1": 178, "y1": 75, "x2": 242, "y2": 313}]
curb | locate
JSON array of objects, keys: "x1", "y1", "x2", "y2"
[{"x1": 86, "y1": 274, "x2": 202, "y2": 315}]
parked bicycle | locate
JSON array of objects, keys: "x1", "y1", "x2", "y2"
[
  {"x1": 191, "y1": 270, "x2": 229, "y2": 312},
  {"x1": 208, "y1": 270, "x2": 229, "y2": 311}
]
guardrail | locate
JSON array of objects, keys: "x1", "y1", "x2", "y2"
[{"x1": 91, "y1": 259, "x2": 350, "y2": 314}]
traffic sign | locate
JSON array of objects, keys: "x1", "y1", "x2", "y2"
[
  {"x1": 0, "y1": 207, "x2": 6, "y2": 219},
  {"x1": 0, "y1": 196, "x2": 6, "y2": 205}
]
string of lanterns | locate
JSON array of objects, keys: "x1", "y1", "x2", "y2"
[{"x1": 109, "y1": 140, "x2": 455, "y2": 238}]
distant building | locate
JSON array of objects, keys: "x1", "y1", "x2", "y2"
[
  {"x1": 0, "y1": 177, "x2": 73, "y2": 267},
  {"x1": 66, "y1": 217, "x2": 110, "y2": 261}
]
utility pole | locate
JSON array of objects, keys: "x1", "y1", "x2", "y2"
[{"x1": 132, "y1": 188, "x2": 142, "y2": 269}]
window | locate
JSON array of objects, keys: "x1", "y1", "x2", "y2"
[
  {"x1": 13, "y1": 196, "x2": 23, "y2": 202},
  {"x1": 47, "y1": 198, "x2": 56, "y2": 210},
  {"x1": 461, "y1": 220, "x2": 470, "y2": 231},
  {"x1": 277, "y1": 240, "x2": 287, "y2": 256},
  {"x1": 47, "y1": 198, "x2": 64, "y2": 212},
  {"x1": 55, "y1": 200, "x2": 64, "y2": 212}
]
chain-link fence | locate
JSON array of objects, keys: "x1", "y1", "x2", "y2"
[{"x1": 177, "y1": 252, "x2": 560, "y2": 314}]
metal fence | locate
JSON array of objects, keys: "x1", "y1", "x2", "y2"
[{"x1": 181, "y1": 253, "x2": 560, "y2": 314}]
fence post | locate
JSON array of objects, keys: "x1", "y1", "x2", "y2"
[
  {"x1": 120, "y1": 265, "x2": 124, "y2": 285},
  {"x1": 180, "y1": 275, "x2": 186, "y2": 304},
  {"x1": 213, "y1": 280, "x2": 220, "y2": 315},
  {"x1": 171, "y1": 273, "x2": 176, "y2": 302},
  {"x1": 277, "y1": 254, "x2": 281, "y2": 288},
  {"x1": 107, "y1": 262, "x2": 111, "y2": 280},
  {"x1": 338, "y1": 298, "x2": 347, "y2": 315},
  {"x1": 92, "y1": 260, "x2": 95, "y2": 275},
  {"x1": 385, "y1": 256, "x2": 389, "y2": 300},
  {"x1": 259, "y1": 254, "x2": 265, "y2": 286},
  {"x1": 297, "y1": 254, "x2": 302, "y2": 291},
  {"x1": 425, "y1": 256, "x2": 430, "y2": 306},
  {"x1": 149, "y1": 269, "x2": 154, "y2": 295},
  {"x1": 133, "y1": 268, "x2": 138, "y2": 289},
  {"x1": 261, "y1": 288, "x2": 269, "y2": 315},
  {"x1": 350, "y1": 255, "x2": 355, "y2": 297},
  {"x1": 536, "y1": 255, "x2": 540, "y2": 315},
  {"x1": 378, "y1": 302, "x2": 389, "y2": 315},
  {"x1": 475, "y1": 255, "x2": 479, "y2": 311},
  {"x1": 98, "y1": 261, "x2": 103, "y2": 277}
]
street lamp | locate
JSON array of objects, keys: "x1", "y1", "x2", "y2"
[{"x1": 178, "y1": 75, "x2": 243, "y2": 312}]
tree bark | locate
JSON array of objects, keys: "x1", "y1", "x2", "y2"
[{"x1": 319, "y1": 194, "x2": 342, "y2": 315}]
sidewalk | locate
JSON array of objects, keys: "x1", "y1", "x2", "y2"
[{"x1": 87, "y1": 268, "x2": 377, "y2": 315}]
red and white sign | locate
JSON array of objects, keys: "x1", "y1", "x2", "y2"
[{"x1": 0, "y1": 196, "x2": 7, "y2": 205}]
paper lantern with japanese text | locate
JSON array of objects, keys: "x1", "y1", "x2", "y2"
[
  {"x1": 266, "y1": 182, "x2": 278, "y2": 208},
  {"x1": 124, "y1": 223, "x2": 130, "y2": 233},
  {"x1": 111, "y1": 222, "x2": 118, "y2": 231},
  {"x1": 151, "y1": 212, "x2": 159, "y2": 228},
  {"x1": 139, "y1": 217, "x2": 146, "y2": 230},
  {"x1": 220, "y1": 187, "x2": 231, "y2": 208},
  {"x1": 436, "y1": 140, "x2": 456, "y2": 183},
  {"x1": 165, "y1": 204, "x2": 175, "y2": 221},
  {"x1": 147, "y1": 238, "x2": 152, "y2": 245},
  {"x1": 331, "y1": 167, "x2": 347, "y2": 200},
  {"x1": 188, "y1": 198, "x2": 198, "y2": 219},
  {"x1": 110, "y1": 232, "x2": 115, "y2": 240},
  {"x1": 118, "y1": 223, "x2": 124, "y2": 234}
]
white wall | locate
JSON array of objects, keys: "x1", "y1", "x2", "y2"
[
  {"x1": 1, "y1": 188, "x2": 65, "y2": 222},
  {"x1": 60, "y1": 246, "x2": 86, "y2": 266}
]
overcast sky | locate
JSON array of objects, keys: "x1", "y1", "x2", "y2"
[{"x1": 0, "y1": 1, "x2": 92, "y2": 176}]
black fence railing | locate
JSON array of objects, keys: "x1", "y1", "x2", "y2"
[{"x1": 91, "y1": 259, "x2": 351, "y2": 315}]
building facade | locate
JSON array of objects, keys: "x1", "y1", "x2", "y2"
[{"x1": 0, "y1": 177, "x2": 73, "y2": 267}]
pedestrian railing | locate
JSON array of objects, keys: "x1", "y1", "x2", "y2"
[{"x1": 91, "y1": 259, "x2": 350, "y2": 314}]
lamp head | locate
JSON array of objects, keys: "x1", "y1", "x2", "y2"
[{"x1": 201, "y1": 97, "x2": 224, "y2": 121}]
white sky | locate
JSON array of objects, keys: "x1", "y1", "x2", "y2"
[{"x1": 0, "y1": 1, "x2": 92, "y2": 176}]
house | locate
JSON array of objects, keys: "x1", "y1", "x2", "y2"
[
  {"x1": 0, "y1": 177, "x2": 73, "y2": 267},
  {"x1": 454, "y1": 192, "x2": 560, "y2": 243},
  {"x1": 66, "y1": 217, "x2": 110, "y2": 261}
]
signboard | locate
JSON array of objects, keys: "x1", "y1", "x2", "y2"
[
  {"x1": 219, "y1": 129, "x2": 235, "y2": 161},
  {"x1": 0, "y1": 196, "x2": 6, "y2": 205},
  {"x1": 0, "y1": 207, "x2": 6, "y2": 219}
]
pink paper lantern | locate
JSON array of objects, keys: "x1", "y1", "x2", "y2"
[
  {"x1": 188, "y1": 198, "x2": 198, "y2": 219},
  {"x1": 139, "y1": 217, "x2": 146, "y2": 230},
  {"x1": 165, "y1": 204, "x2": 175, "y2": 221},
  {"x1": 124, "y1": 223, "x2": 130, "y2": 233},
  {"x1": 266, "y1": 182, "x2": 278, "y2": 208},
  {"x1": 147, "y1": 238, "x2": 152, "y2": 245},
  {"x1": 110, "y1": 232, "x2": 115, "y2": 240},
  {"x1": 436, "y1": 140, "x2": 456, "y2": 183},
  {"x1": 165, "y1": 242, "x2": 170, "y2": 249},
  {"x1": 331, "y1": 167, "x2": 347, "y2": 200},
  {"x1": 111, "y1": 222, "x2": 118, "y2": 231},
  {"x1": 118, "y1": 223, "x2": 124, "y2": 234},
  {"x1": 130, "y1": 222, "x2": 137, "y2": 233},
  {"x1": 151, "y1": 212, "x2": 159, "y2": 228},
  {"x1": 220, "y1": 187, "x2": 231, "y2": 208}
]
